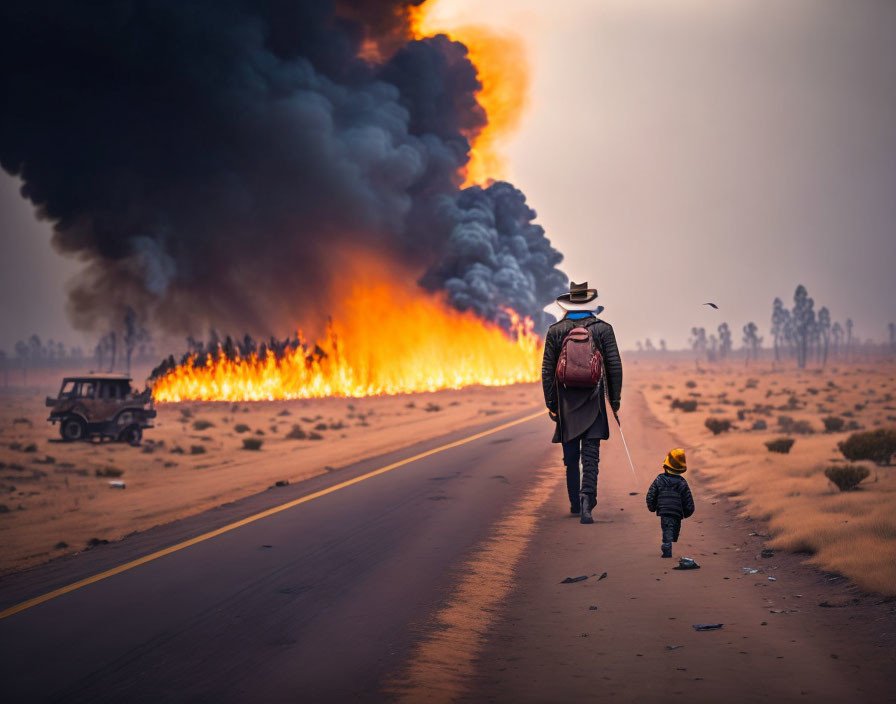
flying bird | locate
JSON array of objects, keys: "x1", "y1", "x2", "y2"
[{"x1": 703, "y1": 302, "x2": 719, "y2": 309}]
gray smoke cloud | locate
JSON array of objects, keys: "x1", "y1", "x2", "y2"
[
  {"x1": 422, "y1": 182, "x2": 566, "y2": 329},
  {"x1": 0, "y1": 0, "x2": 567, "y2": 337}
]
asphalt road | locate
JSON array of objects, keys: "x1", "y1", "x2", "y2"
[{"x1": 0, "y1": 409, "x2": 552, "y2": 703}]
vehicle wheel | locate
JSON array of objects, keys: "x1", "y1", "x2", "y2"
[
  {"x1": 120, "y1": 425, "x2": 142, "y2": 446},
  {"x1": 61, "y1": 416, "x2": 86, "y2": 442}
]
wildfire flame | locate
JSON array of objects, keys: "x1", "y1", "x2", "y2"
[
  {"x1": 151, "y1": 281, "x2": 540, "y2": 402},
  {"x1": 409, "y1": 4, "x2": 530, "y2": 187},
  {"x1": 151, "y1": 7, "x2": 540, "y2": 404}
]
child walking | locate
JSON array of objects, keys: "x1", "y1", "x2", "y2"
[{"x1": 646, "y1": 448, "x2": 695, "y2": 558}]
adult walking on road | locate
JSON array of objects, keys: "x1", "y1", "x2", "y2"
[{"x1": 542, "y1": 282, "x2": 623, "y2": 524}]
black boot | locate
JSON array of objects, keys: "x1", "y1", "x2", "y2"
[
  {"x1": 580, "y1": 494, "x2": 594, "y2": 524},
  {"x1": 570, "y1": 502, "x2": 579, "y2": 515},
  {"x1": 661, "y1": 544, "x2": 672, "y2": 558}
]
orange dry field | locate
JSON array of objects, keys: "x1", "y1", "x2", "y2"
[
  {"x1": 0, "y1": 380, "x2": 539, "y2": 575},
  {"x1": 633, "y1": 357, "x2": 896, "y2": 596}
]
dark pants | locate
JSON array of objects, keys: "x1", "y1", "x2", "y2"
[
  {"x1": 562, "y1": 437, "x2": 600, "y2": 508},
  {"x1": 660, "y1": 516, "x2": 681, "y2": 551}
]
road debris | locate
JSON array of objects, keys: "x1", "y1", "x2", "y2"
[
  {"x1": 108, "y1": 481, "x2": 126, "y2": 489},
  {"x1": 743, "y1": 567, "x2": 760, "y2": 574},
  {"x1": 761, "y1": 548, "x2": 775, "y2": 558},
  {"x1": 588, "y1": 605, "x2": 597, "y2": 610},
  {"x1": 693, "y1": 623, "x2": 723, "y2": 631},
  {"x1": 768, "y1": 577, "x2": 776, "y2": 581},
  {"x1": 598, "y1": 571, "x2": 608, "y2": 581},
  {"x1": 665, "y1": 645, "x2": 684, "y2": 650},
  {"x1": 561, "y1": 575, "x2": 588, "y2": 584},
  {"x1": 673, "y1": 557, "x2": 700, "y2": 570}
]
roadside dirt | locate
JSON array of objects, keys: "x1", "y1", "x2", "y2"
[
  {"x1": 464, "y1": 389, "x2": 895, "y2": 702},
  {"x1": 0, "y1": 381, "x2": 538, "y2": 574}
]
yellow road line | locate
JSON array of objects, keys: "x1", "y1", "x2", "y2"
[{"x1": 0, "y1": 409, "x2": 545, "y2": 621}]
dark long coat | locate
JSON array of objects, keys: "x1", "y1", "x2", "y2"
[{"x1": 541, "y1": 316, "x2": 623, "y2": 443}]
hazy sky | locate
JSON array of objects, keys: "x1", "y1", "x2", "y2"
[{"x1": 2, "y1": 0, "x2": 894, "y2": 351}]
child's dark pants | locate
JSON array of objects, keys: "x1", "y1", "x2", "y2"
[
  {"x1": 660, "y1": 516, "x2": 681, "y2": 552},
  {"x1": 562, "y1": 437, "x2": 600, "y2": 509}
]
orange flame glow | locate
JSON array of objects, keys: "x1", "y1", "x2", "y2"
[
  {"x1": 151, "y1": 281, "x2": 540, "y2": 402},
  {"x1": 410, "y1": 6, "x2": 529, "y2": 186}
]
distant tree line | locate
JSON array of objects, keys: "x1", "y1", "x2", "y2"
[
  {"x1": 770, "y1": 284, "x2": 857, "y2": 368},
  {"x1": 1, "y1": 306, "x2": 154, "y2": 383},
  {"x1": 642, "y1": 284, "x2": 893, "y2": 369}
]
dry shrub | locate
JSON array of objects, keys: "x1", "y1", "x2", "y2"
[
  {"x1": 791, "y1": 420, "x2": 815, "y2": 435},
  {"x1": 752, "y1": 420, "x2": 767, "y2": 431},
  {"x1": 192, "y1": 419, "x2": 214, "y2": 431},
  {"x1": 837, "y1": 429, "x2": 896, "y2": 465},
  {"x1": 242, "y1": 438, "x2": 263, "y2": 451},
  {"x1": 234, "y1": 423, "x2": 250, "y2": 433},
  {"x1": 424, "y1": 403, "x2": 442, "y2": 412},
  {"x1": 190, "y1": 445, "x2": 206, "y2": 455},
  {"x1": 286, "y1": 425, "x2": 306, "y2": 439},
  {"x1": 822, "y1": 416, "x2": 845, "y2": 433},
  {"x1": 308, "y1": 431, "x2": 323, "y2": 440},
  {"x1": 685, "y1": 380, "x2": 697, "y2": 389},
  {"x1": 671, "y1": 399, "x2": 698, "y2": 412},
  {"x1": 745, "y1": 378, "x2": 759, "y2": 389},
  {"x1": 777, "y1": 415, "x2": 794, "y2": 432},
  {"x1": 180, "y1": 408, "x2": 193, "y2": 418},
  {"x1": 95, "y1": 466, "x2": 123, "y2": 477},
  {"x1": 824, "y1": 464, "x2": 870, "y2": 491},
  {"x1": 705, "y1": 418, "x2": 732, "y2": 435},
  {"x1": 765, "y1": 437, "x2": 795, "y2": 454}
]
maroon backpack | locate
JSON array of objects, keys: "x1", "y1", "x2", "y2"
[{"x1": 556, "y1": 326, "x2": 603, "y2": 388}]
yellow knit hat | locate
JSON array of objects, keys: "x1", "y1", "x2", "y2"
[{"x1": 663, "y1": 448, "x2": 687, "y2": 474}]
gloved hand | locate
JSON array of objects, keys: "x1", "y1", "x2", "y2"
[
  {"x1": 548, "y1": 409, "x2": 559, "y2": 422},
  {"x1": 610, "y1": 399, "x2": 620, "y2": 413}
]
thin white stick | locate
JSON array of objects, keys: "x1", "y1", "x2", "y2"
[{"x1": 614, "y1": 414, "x2": 638, "y2": 480}]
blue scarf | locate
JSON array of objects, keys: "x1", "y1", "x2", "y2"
[{"x1": 565, "y1": 311, "x2": 594, "y2": 320}]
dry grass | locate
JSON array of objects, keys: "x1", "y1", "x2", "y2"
[{"x1": 638, "y1": 360, "x2": 896, "y2": 595}]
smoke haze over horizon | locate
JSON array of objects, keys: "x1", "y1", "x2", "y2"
[{"x1": 1, "y1": 0, "x2": 895, "y2": 353}]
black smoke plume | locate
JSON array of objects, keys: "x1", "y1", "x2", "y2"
[{"x1": 0, "y1": 0, "x2": 567, "y2": 335}]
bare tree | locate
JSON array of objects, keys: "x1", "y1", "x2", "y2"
[
  {"x1": 817, "y1": 306, "x2": 831, "y2": 367},
  {"x1": 707, "y1": 334, "x2": 719, "y2": 362},
  {"x1": 689, "y1": 327, "x2": 707, "y2": 369},
  {"x1": 659, "y1": 339, "x2": 667, "y2": 352},
  {"x1": 770, "y1": 297, "x2": 788, "y2": 362},
  {"x1": 792, "y1": 285, "x2": 815, "y2": 369},
  {"x1": 742, "y1": 322, "x2": 762, "y2": 365},
  {"x1": 717, "y1": 322, "x2": 732, "y2": 361},
  {"x1": 831, "y1": 321, "x2": 844, "y2": 360},
  {"x1": 123, "y1": 307, "x2": 149, "y2": 375}
]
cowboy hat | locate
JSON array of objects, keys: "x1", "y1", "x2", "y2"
[{"x1": 556, "y1": 281, "x2": 603, "y2": 313}]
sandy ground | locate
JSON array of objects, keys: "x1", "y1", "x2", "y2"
[
  {"x1": 459, "y1": 379, "x2": 895, "y2": 703},
  {"x1": 0, "y1": 379, "x2": 539, "y2": 575},
  {"x1": 634, "y1": 357, "x2": 896, "y2": 595}
]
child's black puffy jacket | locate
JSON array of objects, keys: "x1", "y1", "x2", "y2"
[{"x1": 646, "y1": 473, "x2": 695, "y2": 519}]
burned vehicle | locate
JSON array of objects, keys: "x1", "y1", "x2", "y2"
[{"x1": 46, "y1": 374, "x2": 156, "y2": 445}]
